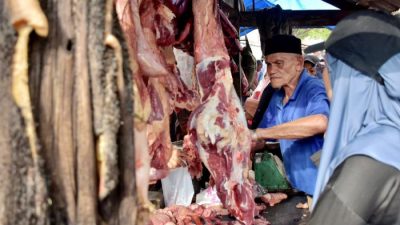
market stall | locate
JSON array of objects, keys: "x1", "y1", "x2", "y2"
[{"x1": 0, "y1": 0, "x2": 399, "y2": 225}]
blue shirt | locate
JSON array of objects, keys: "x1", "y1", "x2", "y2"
[{"x1": 258, "y1": 70, "x2": 330, "y2": 195}]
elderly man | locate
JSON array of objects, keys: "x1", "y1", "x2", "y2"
[{"x1": 251, "y1": 35, "x2": 330, "y2": 198}]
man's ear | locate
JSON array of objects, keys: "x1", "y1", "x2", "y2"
[{"x1": 296, "y1": 56, "x2": 304, "y2": 72}]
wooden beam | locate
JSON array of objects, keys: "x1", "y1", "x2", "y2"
[
  {"x1": 237, "y1": 10, "x2": 357, "y2": 27},
  {"x1": 367, "y1": 0, "x2": 400, "y2": 13}
]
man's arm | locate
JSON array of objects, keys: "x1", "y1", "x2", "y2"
[{"x1": 252, "y1": 114, "x2": 328, "y2": 141}]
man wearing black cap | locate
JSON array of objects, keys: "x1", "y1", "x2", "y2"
[{"x1": 251, "y1": 34, "x2": 330, "y2": 201}]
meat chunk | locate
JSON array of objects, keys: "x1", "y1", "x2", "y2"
[
  {"x1": 260, "y1": 193, "x2": 288, "y2": 207},
  {"x1": 147, "y1": 77, "x2": 174, "y2": 181},
  {"x1": 147, "y1": 46, "x2": 199, "y2": 181},
  {"x1": 134, "y1": 0, "x2": 171, "y2": 76},
  {"x1": 173, "y1": 66, "x2": 200, "y2": 111},
  {"x1": 149, "y1": 204, "x2": 268, "y2": 225},
  {"x1": 187, "y1": 74, "x2": 255, "y2": 224},
  {"x1": 219, "y1": 9, "x2": 242, "y2": 56},
  {"x1": 183, "y1": 134, "x2": 203, "y2": 179},
  {"x1": 185, "y1": 0, "x2": 256, "y2": 223},
  {"x1": 118, "y1": 0, "x2": 200, "y2": 188},
  {"x1": 149, "y1": 204, "x2": 228, "y2": 225}
]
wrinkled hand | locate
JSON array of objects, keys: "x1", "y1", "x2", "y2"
[
  {"x1": 251, "y1": 129, "x2": 259, "y2": 141},
  {"x1": 250, "y1": 129, "x2": 266, "y2": 154}
]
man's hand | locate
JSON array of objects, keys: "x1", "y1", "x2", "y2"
[
  {"x1": 251, "y1": 129, "x2": 259, "y2": 141},
  {"x1": 250, "y1": 129, "x2": 265, "y2": 153}
]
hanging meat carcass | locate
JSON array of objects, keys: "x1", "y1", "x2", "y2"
[
  {"x1": 184, "y1": 0, "x2": 256, "y2": 224},
  {"x1": 118, "y1": 0, "x2": 257, "y2": 223},
  {"x1": 136, "y1": 0, "x2": 202, "y2": 181},
  {"x1": 116, "y1": 0, "x2": 154, "y2": 213},
  {"x1": 147, "y1": 47, "x2": 200, "y2": 182},
  {"x1": 118, "y1": 0, "x2": 201, "y2": 184},
  {"x1": 146, "y1": 75, "x2": 175, "y2": 181}
]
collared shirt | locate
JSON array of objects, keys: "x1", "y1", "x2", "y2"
[{"x1": 258, "y1": 70, "x2": 330, "y2": 195}]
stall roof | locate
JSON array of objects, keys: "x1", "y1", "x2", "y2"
[
  {"x1": 240, "y1": 0, "x2": 338, "y2": 36},
  {"x1": 244, "y1": 0, "x2": 337, "y2": 11},
  {"x1": 237, "y1": 0, "x2": 400, "y2": 36},
  {"x1": 324, "y1": 0, "x2": 400, "y2": 13},
  {"x1": 241, "y1": 0, "x2": 400, "y2": 14}
]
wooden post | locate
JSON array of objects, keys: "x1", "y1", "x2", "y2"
[{"x1": 0, "y1": 0, "x2": 137, "y2": 224}]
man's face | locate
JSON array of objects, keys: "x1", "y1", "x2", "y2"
[
  {"x1": 304, "y1": 62, "x2": 316, "y2": 75},
  {"x1": 266, "y1": 53, "x2": 303, "y2": 89}
]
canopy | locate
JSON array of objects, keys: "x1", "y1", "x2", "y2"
[{"x1": 240, "y1": 0, "x2": 337, "y2": 36}]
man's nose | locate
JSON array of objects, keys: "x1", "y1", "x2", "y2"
[{"x1": 268, "y1": 65, "x2": 277, "y2": 74}]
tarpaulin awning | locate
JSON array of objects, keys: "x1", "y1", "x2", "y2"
[{"x1": 240, "y1": 0, "x2": 337, "y2": 36}]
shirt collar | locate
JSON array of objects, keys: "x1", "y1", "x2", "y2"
[
  {"x1": 274, "y1": 69, "x2": 310, "y2": 109},
  {"x1": 289, "y1": 69, "x2": 309, "y2": 101}
]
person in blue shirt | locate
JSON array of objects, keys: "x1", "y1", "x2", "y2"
[{"x1": 251, "y1": 35, "x2": 330, "y2": 198}]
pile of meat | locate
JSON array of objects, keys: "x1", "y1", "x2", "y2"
[
  {"x1": 115, "y1": 0, "x2": 264, "y2": 223},
  {"x1": 149, "y1": 204, "x2": 271, "y2": 225}
]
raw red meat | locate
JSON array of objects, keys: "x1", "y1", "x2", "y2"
[
  {"x1": 148, "y1": 204, "x2": 227, "y2": 225},
  {"x1": 134, "y1": 0, "x2": 171, "y2": 76},
  {"x1": 183, "y1": 134, "x2": 203, "y2": 179},
  {"x1": 148, "y1": 204, "x2": 270, "y2": 225},
  {"x1": 173, "y1": 66, "x2": 200, "y2": 111},
  {"x1": 147, "y1": 77, "x2": 174, "y2": 182},
  {"x1": 219, "y1": 9, "x2": 242, "y2": 56},
  {"x1": 147, "y1": 46, "x2": 199, "y2": 181},
  {"x1": 185, "y1": 0, "x2": 256, "y2": 223},
  {"x1": 118, "y1": 3, "x2": 256, "y2": 224},
  {"x1": 119, "y1": 0, "x2": 200, "y2": 182},
  {"x1": 116, "y1": 0, "x2": 153, "y2": 209},
  {"x1": 260, "y1": 193, "x2": 288, "y2": 207}
]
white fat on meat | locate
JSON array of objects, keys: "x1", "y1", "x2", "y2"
[{"x1": 188, "y1": 57, "x2": 255, "y2": 224}]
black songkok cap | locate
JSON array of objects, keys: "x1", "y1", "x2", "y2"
[{"x1": 265, "y1": 35, "x2": 302, "y2": 56}]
